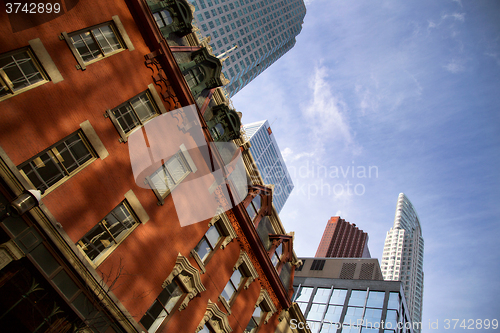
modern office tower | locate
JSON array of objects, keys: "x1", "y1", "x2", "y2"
[
  {"x1": 381, "y1": 193, "x2": 424, "y2": 332},
  {"x1": 293, "y1": 257, "x2": 417, "y2": 333},
  {"x1": 315, "y1": 216, "x2": 371, "y2": 258},
  {"x1": 189, "y1": 0, "x2": 307, "y2": 96},
  {"x1": 243, "y1": 120, "x2": 294, "y2": 213}
]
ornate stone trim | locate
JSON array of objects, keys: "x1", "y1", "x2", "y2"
[
  {"x1": 190, "y1": 249, "x2": 206, "y2": 274},
  {"x1": 162, "y1": 253, "x2": 206, "y2": 310},
  {"x1": 218, "y1": 294, "x2": 232, "y2": 315},
  {"x1": 195, "y1": 300, "x2": 232, "y2": 333},
  {"x1": 256, "y1": 289, "x2": 277, "y2": 324},
  {"x1": 208, "y1": 208, "x2": 237, "y2": 249},
  {"x1": 234, "y1": 251, "x2": 259, "y2": 289},
  {"x1": 0, "y1": 240, "x2": 25, "y2": 271}
]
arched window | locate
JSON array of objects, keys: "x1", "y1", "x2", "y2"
[
  {"x1": 210, "y1": 123, "x2": 225, "y2": 141},
  {"x1": 184, "y1": 66, "x2": 205, "y2": 89},
  {"x1": 153, "y1": 9, "x2": 173, "y2": 28}
]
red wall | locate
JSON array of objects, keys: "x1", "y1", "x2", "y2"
[{"x1": 0, "y1": 1, "x2": 269, "y2": 331}]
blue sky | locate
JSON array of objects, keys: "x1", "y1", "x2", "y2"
[{"x1": 232, "y1": 0, "x2": 500, "y2": 331}]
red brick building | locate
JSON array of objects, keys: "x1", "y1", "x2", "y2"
[
  {"x1": 0, "y1": 1, "x2": 308, "y2": 332},
  {"x1": 315, "y1": 217, "x2": 370, "y2": 259}
]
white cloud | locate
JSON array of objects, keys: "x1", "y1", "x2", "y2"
[
  {"x1": 281, "y1": 147, "x2": 315, "y2": 163},
  {"x1": 451, "y1": 0, "x2": 463, "y2": 8},
  {"x1": 442, "y1": 12, "x2": 465, "y2": 22},
  {"x1": 303, "y1": 66, "x2": 354, "y2": 149},
  {"x1": 444, "y1": 58, "x2": 466, "y2": 73},
  {"x1": 485, "y1": 52, "x2": 500, "y2": 66},
  {"x1": 451, "y1": 13, "x2": 465, "y2": 22}
]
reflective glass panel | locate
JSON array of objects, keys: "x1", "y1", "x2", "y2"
[
  {"x1": 307, "y1": 303, "x2": 326, "y2": 321},
  {"x1": 387, "y1": 292, "x2": 399, "y2": 310},
  {"x1": 320, "y1": 322, "x2": 339, "y2": 333},
  {"x1": 366, "y1": 291, "x2": 385, "y2": 308},
  {"x1": 330, "y1": 289, "x2": 347, "y2": 305},
  {"x1": 343, "y1": 306, "x2": 364, "y2": 324},
  {"x1": 194, "y1": 238, "x2": 211, "y2": 262},
  {"x1": 323, "y1": 305, "x2": 343, "y2": 323},
  {"x1": 206, "y1": 224, "x2": 221, "y2": 247},
  {"x1": 385, "y1": 310, "x2": 398, "y2": 330},
  {"x1": 348, "y1": 290, "x2": 367, "y2": 307},
  {"x1": 307, "y1": 321, "x2": 321, "y2": 333},
  {"x1": 313, "y1": 287, "x2": 331, "y2": 304},
  {"x1": 363, "y1": 308, "x2": 382, "y2": 324},
  {"x1": 295, "y1": 286, "x2": 314, "y2": 302},
  {"x1": 341, "y1": 325, "x2": 360, "y2": 333},
  {"x1": 361, "y1": 328, "x2": 379, "y2": 333}
]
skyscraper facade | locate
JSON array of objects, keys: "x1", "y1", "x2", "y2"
[
  {"x1": 381, "y1": 193, "x2": 424, "y2": 331},
  {"x1": 315, "y1": 216, "x2": 371, "y2": 258},
  {"x1": 243, "y1": 120, "x2": 294, "y2": 213},
  {"x1": 189, "y1": 0, "x2": 306, "y2": 96}
]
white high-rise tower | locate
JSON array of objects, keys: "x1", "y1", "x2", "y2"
[{"x1": 381, "y1": 193, "x2": 424, "y2": 331}]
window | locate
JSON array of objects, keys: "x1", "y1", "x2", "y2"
[
  {"x1": 140, "y1": 280, "x2": 184, "y2": 332},
  {"x1": 245, "y1": 305, "x2": 265, "y2": 333},
  {"x1": 149, "y1": 150, "x2": 192, "y2": 198},
  {"x1": 220, "y1": 251, "x2": 258, "y2": 306},
  {"x1": 153, "y1": 10, "x2": 173, "y2": 27},
  {"x1": 271, "y1": 243, "x2": 282, "y2": 267},
  {"x1": 77, "y1": 201, "x2": 139, "y2": 265},
  {"x1": 0, "y1": 48, "x2": 47, "y2": 100},
  {"x1": 246, "y1": 194, "x2": 261, "y2": 219},
  {"x1": 184, "y1": 66, "x2": 205, "y2": 89},
  {"x1": 310, "y1": 259, "x2": 325, "y2": 271},
  {"x1": 62, "y1": 16, "x2": 134, "y2": 70},
  {"x1": 106, "y1": 88, "x2": 164, "y2": 142},
  {"x1": 191, "y1": 210, "x2": 237, "y2": 272},
  {"x1": 194, "y1": 224, "x2": 222, "y2": 263},
  {"x1": 210, "y1": 123, "x2": 225, "y2": 141},
  {"x1": 294, "y1": 286, "x2": 313, "y2": 313},
  {"x1": 221, "y1": 267, "x2": 243, "y2": 302},
  {"x1": 19, "y1": 131, "x2": 96, "y2": 193},
  {"x1": 69, "y1": 23, "x2": 123, "y2": 63}
]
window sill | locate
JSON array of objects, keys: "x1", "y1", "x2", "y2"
[{"x1": 0, "y1": 79, "x2": 48, "y2": 102}]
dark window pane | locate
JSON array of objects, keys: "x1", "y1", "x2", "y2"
[
  {"x1": 52, "y1": 269, "x2": 79, "y2": 299},
  {"x1": 71, "y1": 32, "x2": 101, "y2": 62},
  {"x1": 131, "y1": 94, "x2": 155, "y2": 123},
  {"x1": 30, "y1": 244, "x2": 60, "y2": 276},
  {"x1": 113, "y1": 104, "x2": 140, "y2": 133},
  {"x1": 93, "y1": 25, "x2": 121, "y2": 54}
]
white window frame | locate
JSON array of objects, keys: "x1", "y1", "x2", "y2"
[
  {"x1": 0, "y1": 47, "x2": 48, "y2": 101},
  {"x1": 146, "y1": 144, "x2": 197, "y2": 205},
  {"x1": 76, "y1": 200, "x2": 140, "y2": 266},
  {"x1": 191, "y1": 208, "x2": 237, "y2": 273},
  {"x1": 61, "y1": 16, "x2": 134, "y2": 70},
  {"x1": 105, "y1": 84, "x2": 167, "y2": 142}
]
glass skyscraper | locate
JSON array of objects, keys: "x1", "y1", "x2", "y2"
[
  {"x1": 189, "y1": 0, "x2": 306, "y2": 96},
  {"x1": 381, "y1": 193, "x2": 424, "y2": 332},
  {"x1": 243, "y1": 120, "x2": 294, "y2": 213}
]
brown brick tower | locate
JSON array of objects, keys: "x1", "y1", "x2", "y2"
[{"x1": 315, "y1": 216, "x2": 370, "y2": 258}]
